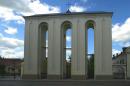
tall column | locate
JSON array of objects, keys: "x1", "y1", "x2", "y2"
[
  {"x1": 127, "y1": 47, "x2": 130, "y2": 79},
  {"x1": 22, "y1": 19, "x2": 40, "y2": 79},
  {"x1": 47, "y1": 19, "x2": 62, "y2": 79},
  {"x1": 71, "y1": 18, "x2": 86, "y2": 80},
  {"x1": 95, "y1": 17, "x2": 112, "y2": 80}
]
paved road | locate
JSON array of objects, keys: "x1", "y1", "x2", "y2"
[{"x1": 0, "y1": 80, "x2": 130, "y2": 86}]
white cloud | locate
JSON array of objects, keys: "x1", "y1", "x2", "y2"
[
  {"x1": 0, "y1": 6, "x2": 24, "y2": 24},
  {"x1": 0, "y1": 33, "x2": 24, "y2": 58},
  {"x1": 124, "y1": 42, "x2": 130, "y2": 47},
  {"x1": 0, "y1": 0, "x2": 60, "y2": 59},
  {"x1": 0, "y1": 48, "x2": 24, "y2": 59},
  {"x1": 66, "y1": 50, "x2": 71, "y2": 61},
  {"x1": 1, "y1": 37, "x2": 23, "y2": 49},
  {"x1": 112, "y1": 49, "x2": 121, "y2": 55},
  {"x1": 0, "y1": 0, "x2": 31, "y2": 12},
  {"x1": 4, "y1": 27, "x2": 17, "y2": 35},
  {"x1": 0, "y1": 0, "x2": 60, "y2": 15},
  {"x1": 25, "y1": 0, "x2": 60, "y2": 15},
  {"x1": 46, "y1": 48, "x2": 48, "y2": 57},
  {"x1": 69, "y1": 4, "x2": 86, "y2": 12},
  {"x1": 0, "y1": 0, "x2": 60, "y2": 23},
  {"x1": 112, "y1": 18, "x2": 130, "y2": 42},
  {"x1": 46, "y1": 40, "x2": 48, "y2": 47},
  {"x1": 66, "y1": 36, "x2": 71, "y2": 42}
]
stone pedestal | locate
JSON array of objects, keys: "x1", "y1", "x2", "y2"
[
  {"x1": 22, "y1": 74, "x2": 40, "y2": 79},
  {"x1": 127, "y1": 47, "x2": 130, "y2": 79}
]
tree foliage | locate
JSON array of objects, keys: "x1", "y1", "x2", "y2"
[{"x1": 0, "y1": 56, "x2": 6, "y2": 75}]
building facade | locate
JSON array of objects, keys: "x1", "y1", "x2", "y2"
[
  {"x1": 112, "y1": 47, "x2": 127, "y2": 64},
  {"x1": 0, "y1": 58, "x2": 22, "y2": 76},
  {"x1": 22, "y1": 12, "x2": 113, "y2": 80},
  {"x1": 112, "y1": 47, "x2": 127, "y2": 79},
  {"x1": 112, "y1": 47, "x2": 130, "y2": 79}
]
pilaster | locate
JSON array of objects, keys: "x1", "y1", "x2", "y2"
[
  {"x1": 47, "y1": 19, "x2": 63, "y2": 80},
  {"x1": 95, "y1": 17, "x2": 112, "y2": 80},
  {"x1": 127, "y1": 47, "x2": 130, "y2": 79},
  {"x1": 22, "y1": 19, "x2": 40, "y2": 79},
  {"x1": 71, "y1": 18, "x2": 86, "y2": 80}
]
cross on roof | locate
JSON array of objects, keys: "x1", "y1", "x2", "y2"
[
  {"x1": 30, "y1": 0, "x2": 35, "y2": 2},
  {"x1": 65, "y1": 0, "x2": 72, "y2": 13},
  {"x1": 66, "y1": 0, "x2": 72, "y2": 8}
]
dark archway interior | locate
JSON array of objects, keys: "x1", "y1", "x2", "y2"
[
  {"x1": 61, "y1": 21, "x2": 72, "y2": 79},
  {"x1": 86, "y1": 20, "x2": 95, "y2": 79},
  {"x1": 39, "y1": 22, "x2": 48, "y2": 79}
]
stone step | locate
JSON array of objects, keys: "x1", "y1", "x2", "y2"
[{"x1": 0, "y1": 80, "x2": 130, "y2": 86}]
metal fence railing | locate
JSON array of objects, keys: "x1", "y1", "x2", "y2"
[{"x1": 112, "y1": 64, "x2": 127, "y2": 79}]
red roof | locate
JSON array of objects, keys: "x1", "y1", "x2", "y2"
[{"x1": 0, "y1": 59, "x2": 23, "y2": 66}]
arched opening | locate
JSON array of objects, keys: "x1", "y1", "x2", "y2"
[
  {"x1": 61, "y1": 21, "x2": 72, "y2": 79},
  {"x1": 86, "y1": 20, "x2": 95, "y2": 79},
  {"x1": 39, "y1": 22, "x2": 48, "y2": 79}
]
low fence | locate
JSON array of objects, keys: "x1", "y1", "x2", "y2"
[
  {"x1": 0, "y1": 64, "x2": 127, "y2": 80},
  {"x1": 0, "y1": 74, "x2": 21, "y2": 80},
  {"x1": 112, "y1": 64, "x2": 127, "y2": 79}
]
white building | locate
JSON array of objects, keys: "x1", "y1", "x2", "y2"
[{"x1": 22, "y1": 12, "x2": 113, "y2": 80}]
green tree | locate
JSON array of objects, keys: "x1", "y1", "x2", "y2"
[
  {"x1": 0, "y1": 56, "x2": 6, "y2": 75},
  {"x1": 66, "y1": 55, "x2": 71, "y2": 78}
]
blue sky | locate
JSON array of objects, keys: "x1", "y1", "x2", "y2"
[{"x1": 0, "y1": 0, "x2": 130, "y2": 58}]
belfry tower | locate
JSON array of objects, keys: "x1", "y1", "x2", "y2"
[{"x1": 22, "y1": 11, "x2": 113, "y2": 80}]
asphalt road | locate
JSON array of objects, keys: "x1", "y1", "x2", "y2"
[{"x1": 0, "y1": 80, "x2": 130, "y2": 86}]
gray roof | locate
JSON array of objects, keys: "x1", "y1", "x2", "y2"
[{"x1": 23, "y1": 11, "x2": 113, "y2": 18}]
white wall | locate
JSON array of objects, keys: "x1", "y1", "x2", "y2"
[{"x1": 23, "y1": 13, "x2": 113, "y2": 79}]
